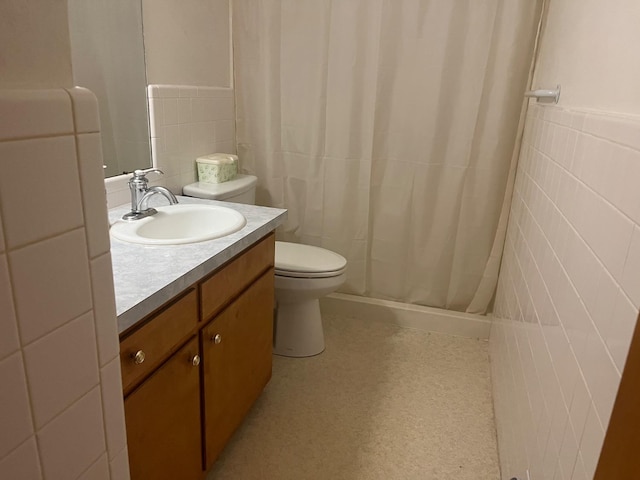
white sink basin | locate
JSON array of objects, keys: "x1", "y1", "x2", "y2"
[{"x1": 110, "y1": 204, "x2": 246, "y2": 245}]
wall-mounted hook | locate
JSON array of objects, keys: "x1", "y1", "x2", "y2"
[{"x1": 524, "y1": 84, "x2": 561, "y2": 103}]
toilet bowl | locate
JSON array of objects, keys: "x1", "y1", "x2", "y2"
[
  {"x1": 273, "y1": 241, "x2": 347, "y2": 357},
  {"x1": 183, "y1": 175, "x2": 347, "y2": 357}
]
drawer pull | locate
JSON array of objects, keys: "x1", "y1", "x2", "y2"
[
  {"x1": 191, "y1": 354, "x2": 201, "y2": 367},
  {"x1": 212, "y1": 334, "x2": 222, "y2": 344},
  {"x1": 132, "y1": 350, "x2": 146, "y2": 365}
]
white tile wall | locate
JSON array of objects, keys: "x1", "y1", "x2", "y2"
[
  {"x1": 100, "y1": 357, "x2": 127, "y2": 460},
  {"x1": 76, "y1": 133, "x2": 111, "y2": 259},
  {"x1": 109, "y1": 448, "x2": 130, "y2": 480},
  {"x1": 491, "y1": 104, "x2": 640, "y2": 480},
  {"x1": 0, "y1": 353, "x2": 34, "y2": 458},
  {"x1": 78, "y1": 455, "x2": 110, "y2": 480},
  {"x1": 23, "y1": 312, "x2": 100, "y2": 428},
  {"x1": 10, "y1": 229, "x2": 93, "y2": 344},
  {"x1": 0, "y1": 136, "x2": 84, "y2": 249},
  {"x1": 37, "y1": 388, "x2": 106, "y2": 480},
  {"x1": 0, "y1": 89, "x2": 128, "y2": 479},
  {"x1": 68, "y1": 87, "x2": 102, "y2": 135},
  {"x1": 0, "y1": 437, "x2": 42, "y2": 479},
  {"x1": 0, "y1": 212, "x2": 4, "y2": 252},
  {"x1": 105, "y1": 84, "x2": 236, "y2": 208},
  {"x1": 0, "y1": 89, "x2": 73, "y2": 141},
  {"x1": 0, "y1": 254, "x2": 19, "y2": 360},
  {"x1": 90, "y1": 253, "x2": 120, "y2": 366}
]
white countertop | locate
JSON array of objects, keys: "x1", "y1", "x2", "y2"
[{"x1": 108, "y1": 196, "x2": 287, "y2": 334}]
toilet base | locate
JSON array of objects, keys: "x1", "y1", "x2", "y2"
[{"x1": 273, "y1": 299, "x2": 325, "y2": 357}]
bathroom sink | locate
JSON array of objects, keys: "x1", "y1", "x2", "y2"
[{"x1": 110, "y1": 204, "x2": 246, "y2": 245}]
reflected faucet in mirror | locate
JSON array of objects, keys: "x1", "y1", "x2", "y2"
[{"x1": 122, "y1": 169, "x2": 178, "y2": 221}]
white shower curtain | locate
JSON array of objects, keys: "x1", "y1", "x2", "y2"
[{"x1": 233, "y1": 0, "x2": 542, "y2": 313}]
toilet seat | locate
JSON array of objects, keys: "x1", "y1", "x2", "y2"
[
  {"x1": 275, "y1": 241, "x2": 347, "y2": 279},
  {"x1": 275, "y1": 268, "x2": 347, "y2": 279}
]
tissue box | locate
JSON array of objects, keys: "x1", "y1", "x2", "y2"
[{"x1": 196, "y1": 153, "x2": 238, "y2": 184}]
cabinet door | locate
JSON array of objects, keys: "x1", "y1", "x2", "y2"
[
  {"x1": 202, "y1": 269, "x2": 274, "y2": 468},
  {"x1": 125, "y1": 337, "x2": 202, "y2": 480},
  {"x1": 120, "y1": 289, "x2": 198, "y2": 395}
]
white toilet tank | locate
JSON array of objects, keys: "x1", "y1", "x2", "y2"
[{"x1": 182, "y1": 174, "x2": 258, "y2": 204}]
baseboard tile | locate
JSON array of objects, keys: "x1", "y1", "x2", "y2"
[{"x1": 320, "y1": 293, "x2": 491, "y2": 339}]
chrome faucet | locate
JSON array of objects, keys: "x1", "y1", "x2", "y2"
[{"x1": 122, "y1": 168, "x2": 179, "y2": 221}]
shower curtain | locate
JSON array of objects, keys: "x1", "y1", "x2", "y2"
[{"x1": 232, "y1": 0, "x2": 543, "y2": 313}]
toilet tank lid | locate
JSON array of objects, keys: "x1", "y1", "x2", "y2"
[
  {"x1": 275, "y1": 241, "x2": 347, "y2": 273},
  {"x1": 182, "y1": 174, "x2": 257, "y2": 200}
]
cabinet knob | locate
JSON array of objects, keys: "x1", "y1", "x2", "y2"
[
  {"x1": 212, "y1": 333, "x2": 222, "y2": 344},
  {"x1": 132, "y1": 350, "x2": 146, "y2": 365},
  {"x1": 191, "y1": 354, "x2": 201, "y2": 366}
]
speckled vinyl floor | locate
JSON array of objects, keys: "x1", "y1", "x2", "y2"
[{"x1": 207, "y1": 313, "x2": 500, "y2": 480}]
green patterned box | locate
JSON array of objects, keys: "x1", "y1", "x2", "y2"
[{"x1": 196, "y1": 153, "x2": 238, "y2": 184}]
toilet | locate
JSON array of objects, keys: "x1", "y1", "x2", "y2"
[{"x1": 183, "y1": 175, "x2": 347, "y2": 357}]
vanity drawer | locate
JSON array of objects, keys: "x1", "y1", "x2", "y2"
[
  {"x1": 120, "y1": 289, "x2": 198, "y2": 394},
  {"x1": 200, "y1": 232, "x2": 275, "y2": 322}
]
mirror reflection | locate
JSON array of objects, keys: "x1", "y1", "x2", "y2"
[{"x1": 67, "y1": 0, "x2": 152, "y2": 177}]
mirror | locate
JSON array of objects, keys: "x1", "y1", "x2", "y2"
[{"x1": 67, "y1": 0, "x2": 152, "y2": 177}]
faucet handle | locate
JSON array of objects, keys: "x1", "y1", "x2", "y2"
[{"x1": 133, "y1": 168, "x2": 164, "y2": 178}]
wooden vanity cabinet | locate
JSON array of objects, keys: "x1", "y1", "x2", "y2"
[
  {"x1": 201, "y1": 268, "x2": 275, "y2": 468},
  {"x1": 120, "y1": 233, "x2": 275, "y2": 479}
]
